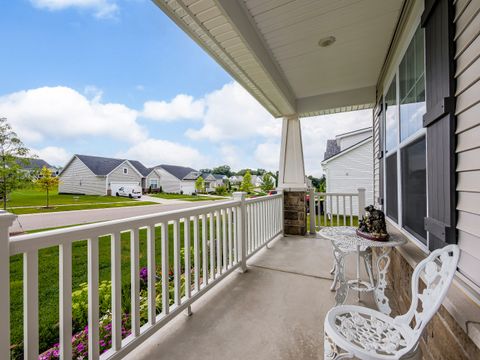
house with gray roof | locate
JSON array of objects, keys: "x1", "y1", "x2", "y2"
[
  {"x1": 153, "y1": 164, "x2": 199, "y2": 194},
  {"x1": 58, "y1": 154, "x2": 158, "y2": 195}
]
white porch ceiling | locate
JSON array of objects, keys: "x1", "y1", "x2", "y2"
[{"x1": 154, "y1": 0, "x2": 405, "y2": 117}]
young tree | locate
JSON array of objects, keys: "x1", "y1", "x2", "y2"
[
  {"x1": 36, "y1": 166, "x2": 60, "y2": 208},
  {"x1": 260, "y1": 173, "x2": 275, "y2": 192},
  {"x1": 195, "y1": 176, "x2": 205, "y2": 193},
  {"x1": 0, "y1": 117, "x2": 31, "y2": 210},
  {"x1": 240, "y1": 170, "x2": 254, "y2": 194}
]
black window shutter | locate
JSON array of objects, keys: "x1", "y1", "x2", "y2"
[{"x1": 421, "y1": 0, "x2": 456, "y2": 250}]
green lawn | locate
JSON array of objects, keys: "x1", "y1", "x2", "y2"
[
  {"x1": 5, "y1": 188, "x2": 157, "y2": 215},
  {"x1": 308, "y1": 212, "x2": 359, "y2": 228},
  {"x1": 149, "y1": 193, "x2": 227, "y2": 201},
  {"x1": 10, "y1": 220, "x2": 215, "y2": 358}
]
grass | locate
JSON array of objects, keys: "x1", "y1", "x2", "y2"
[
  {"x1": 10, "y1": 220, "x2": 215, "y2": 358},
  {"x1": 308, "y1": 212, "x2": 359, "y2": 229},
  {"x1": 10, "y1": 201, "x2": 157, "y2": 215},
  {"x1": 5, "y1": 188, "x2": 157, "y2": 215},
  {"x1": 149, "y1": 193, "x2": 227, "y2": 201}
]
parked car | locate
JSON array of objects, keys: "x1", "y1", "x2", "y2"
[{"x1": 116, "y1": 186, "x2": 142, "y2": 199}]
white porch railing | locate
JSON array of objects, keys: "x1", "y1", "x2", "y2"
[
  {"x1": 1, "y1": 192, "x2": 283, "y2": 360},
  {"x1": 308, "y1": 188, "x2": 366, "y2": 233}
]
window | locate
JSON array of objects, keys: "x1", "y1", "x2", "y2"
[
  {"x1": 401, "y1": 137, "x2": 427, "y2": 243},
  {"x1": 386, "y1": 153, "x2": 398, "y2": 222},
  {"x1": 149, "y1": 179, "x2": 158, "y2": 189},
  {"x1": 399, "y1": 27, "x2": 425, "y2": 141},
  {"x1": 123, "y1": 168, "x2": 128, "y2": 174},
  {"x1": 382, "y1": 25, "x2": 427, "y2": 248}
]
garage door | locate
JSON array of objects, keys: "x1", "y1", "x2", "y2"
[{"x1": 110, "y1": 182, "x2": 140, "y2": 196}]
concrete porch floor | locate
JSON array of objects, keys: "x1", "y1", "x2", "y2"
[{"x1": 125, "y1": 235, "x2": 377, "y2": 360}]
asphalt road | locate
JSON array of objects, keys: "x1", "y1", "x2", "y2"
[{"x1": 10, "y1": 201, "x2": 220, "y2": 233}]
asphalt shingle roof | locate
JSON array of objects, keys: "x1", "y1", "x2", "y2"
[
  {"x1": 323, "y1": 139, "x2": 341, "y2": 160},
  {"x1": 158, "y1": 164, "x2": 197, "y2": 180},
  {"x1": 18, "y1": 158, "x2": 52, "y2": 170},
  {"x1": 76, "y1": 155, "x2": 124, "y2": 176},
  {"x1": 128, "y1": 160, "x2": 151, "y2": 176}
]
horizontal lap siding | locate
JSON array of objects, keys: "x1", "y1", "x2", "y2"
[
  {"x1": 58, "y1": 157, "x2": 106, "y2": 195},
  {"x1": 454, "y1": 0, "x2": 480, "y2": 287},
  {"x1": 108, "y1": 162, "x2": 142, "y2": 185},
  {"x1": 157, "y1": 168, "x2": 182, "y2": 193}
]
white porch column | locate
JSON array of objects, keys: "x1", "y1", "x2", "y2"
[
  {"x1": 277, "y1": 116, "x2": 308, "y2": 235},
  {"x1": 278, "y1": 115, "x2": 307, "y2": 189}
]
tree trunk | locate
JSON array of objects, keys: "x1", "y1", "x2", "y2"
[{"x1": 46, "y1": 188, "x2": 49, "y2": 208}]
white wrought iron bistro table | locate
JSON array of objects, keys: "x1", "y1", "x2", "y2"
[{"x1": 319, "y1": 226, "x2": 406, "y2": 315}]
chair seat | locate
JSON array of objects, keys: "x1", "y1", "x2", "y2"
[{"x1": 324, "y1": 305, "x2": 414, "y2": 360}]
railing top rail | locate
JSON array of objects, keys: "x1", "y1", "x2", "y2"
[
  {"x1": 315, "y1": 192, "x2": 359, "y2": 196},
  {"x1": 245, "y1": 193, "x2": 283, "y2": 203},
  {"x1": 10, "y1": 199, "x2": 241, "y2": 255}
]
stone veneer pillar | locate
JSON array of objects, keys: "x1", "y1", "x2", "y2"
[{"x1": 277, "y1": 115, "x2": 308, "y2": 236}]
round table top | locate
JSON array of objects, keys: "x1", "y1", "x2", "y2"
[{"x1": 318, "y1": 226, "x2": 406, "y2": 248}]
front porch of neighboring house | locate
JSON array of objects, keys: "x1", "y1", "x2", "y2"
[{"x1": 2, "y1": 0, "x2": 480, "y2": 359}]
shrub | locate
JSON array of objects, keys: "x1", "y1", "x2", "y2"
[{"x1": 214, "y1": 185, "x2": 228, "y2": 196}]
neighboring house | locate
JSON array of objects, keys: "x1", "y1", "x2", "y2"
[
  {"x1": 250, "y1": 175, "x2": 263, "y2": 188},
  {"x1": 321, "y1": 127, "x2": 373, "y2": 216},
  {"x1": 229, "y1": 175, "x2": 243, "y2": 185},
  {"x1": 155, "y1": 164, "x2": 197, "y2": 194},
  {"x1": 212, "y1": 174, "x2": 228, "y2": 187},
  {"x1": 58, "y1": 155, "x2": 145, "y2": 195},
  {"x1": 182, "y1": 171, "x2": 218, "y2": 193},
  {"x1": 18, "y1": 158, "x2": 59, "y2": 176}
]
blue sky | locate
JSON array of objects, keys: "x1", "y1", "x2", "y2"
[{"x1": 0, "y1": 0, "x2": 371, "y2": 176}]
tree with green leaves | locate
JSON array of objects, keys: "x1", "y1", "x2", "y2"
[
  {"x1": 260, "y1": 173, "x2": 275, "y2": 192},
  {"x1": 240, "y1": 170, "x2": 254, "y2": 194},
  {"x1": 212, "y1": 165, "x2": 232, "y2": 177},
  {"x1": 0, "y1": 117, "x2": 31, "y2": 210},
  {"x1": 36, "y1": 166, "x2": 60, "y2": 208},
  {"x1": 195, "y1": 176, "x2": 205, "y2": 193}
]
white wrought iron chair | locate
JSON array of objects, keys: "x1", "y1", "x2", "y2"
[{"x1": 324, "y1": 244, "x2": 459, "y2": 360}]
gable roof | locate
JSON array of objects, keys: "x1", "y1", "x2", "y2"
[
  {"x1": 158, "y1": 164, "x2": 197, "y2": 180},
  {"x1": 213, "y1": 174, "x2": 226, "y2": 180},
  {"x1": 128, "y1": 160, "x2": 151, "y2": 176},
  {"x1": 322, "y1": 136, "x2": 372, "y2": 165},
  {"x1": 324, "y1": 140, "x2": 341, "y2": 160},
  {"x1": 18, "y1": 158, "x2": 52, "y2": 170},
  {"x1": 76, "y1": 155, "x2": 124, "y2": 176}
]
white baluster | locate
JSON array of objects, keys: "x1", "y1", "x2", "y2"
[
  {"x1": 193, "y1": 216, "x2": 200, "y2": 292},
  {"x1": 227, "y1": 208, "x2": 233, "y2": 267},
  {"x1": 209, "y1": 212, "x2": 215, "y2": 280},
  {"x1": 183, "y1": 216, "x2": 192, "y2": 316},
  {"x1": 130, "y1": 228, "x2": 140, "y2": 337},
  {"x1": 88, "y1": 238, "x2": 99, "y2": 359},
  {"x1": 233, "y1": 192, "x2": 247, "y2": 272},
  {"x1": 201, "y1": 214, "x2": 208, "y2": 286},
  {"x1": 24, "y1": 250, "x2": 39, "y2": 360},
  {"x1": 111, "y1": 232, "x2": 122, "y2": 350},
  {"x1": 161, "y1": 223, "x2": 169, "y2": 315},
  {"x1": 59, "y1": 242, "x2": 72, "y2": 360},
  {"x1": 147, "y1": 226, "x2": 156, "y2": 325},
  {"x1": 222, "y1": 209, "x2": 227, "y2": 271},
  {"x1": 173, "y1": 220, "x2": 181, "y2": 307}
]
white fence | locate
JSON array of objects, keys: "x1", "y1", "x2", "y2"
[
  {"x1": 308, "y1": 188, "x2": 366, "y2": 233},
  {"x1": 1, "y1": 192, "x2": 283, "y2": 360}
]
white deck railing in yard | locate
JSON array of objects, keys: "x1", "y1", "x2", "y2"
[
  {"x1": 0, "y1": 192, "x2": 283, "y2": 360},
  {"x1": 308, "y1": 188, "x2": 366, "y2": 233}
]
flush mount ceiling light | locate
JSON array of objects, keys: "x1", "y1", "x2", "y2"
[{"x1": 318, "y1": 36, "x2": 336, "y2": 47}]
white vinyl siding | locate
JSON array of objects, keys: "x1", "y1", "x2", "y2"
[
  {"x1": 322, "y1": 139, "x2": 374, "y2": 216},
  {"x1": 454, "y1": 0, "x2": 480, "y2": 287},
  {"x1": 108, "y1": 162, "x2": 142, "y2": 185},
  {"x1": 58, "y1": 157, "x2": 106, "y2": 195},
  {"x1": 156, "y1": 168, "x2": 182, "y2": 193},
  {"x1": 146, "y1": 171, "x2": 161, "y2": 189}
]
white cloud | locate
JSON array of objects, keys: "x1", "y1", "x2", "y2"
[
  {"x1": 30, "y1": 146, "x2": 71, "y2": 167},
  {"x1": 119, "y1": 138, "x2": 207, "y2": 168},
  {"x1": 30, "y1": 0, "x2": 119, "y2": 18},
  {"x1": 142, "y1": 94, "x2": 204, "y2": 122},
  {"x1": 0, "y1": 86, "x2": 147, "y2": 144},
  {"x1": 185, "y1": 82, "x2": 281, "y2": 142},
  {"x1": 254, "y1": 142, "x2": 280, "y2": 170},
  {"x1": 301, "y1": 110, "x2": 372, "y2": 177}
]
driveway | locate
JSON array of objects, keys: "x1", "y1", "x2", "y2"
[{"x1": 10, "y1": 201, "x2": 221, "y2": 233}]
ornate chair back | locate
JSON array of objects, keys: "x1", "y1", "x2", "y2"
[{"x1": 394, "y1": 244, "x2": 459, "y2": 344}]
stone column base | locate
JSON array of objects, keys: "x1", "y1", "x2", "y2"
[{"x1": 283, "y1": 190, "x2": 306, "y2": 235}]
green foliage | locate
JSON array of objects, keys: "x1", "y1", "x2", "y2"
[
  {"x1": 214, "y1": 185, "x2": 228, "y2": 196},
  {"x1": 260, "y1": 173, "x2": 275, "y2": 192},
  {"x1": 240, "y1": 170, "x2": 254, "y2": 194},
  {"x1": 212, "y1": 165, "x2": 232, "y2": 177},
  {"x1": 0, "y1": 117, "x2": 31, "y2": 209},
  {"x1": 194, "y1": 176, "x2": 205, "y2": 193},
  {"x1": 36, "y1": 166, "x2": 60, "y2": 208},
  {"x1": 71, "y1": 281, "x2": 112, "y2": 332},
  {"x1": 308, "y1": 175, "x2": 326, "y2": 192}
]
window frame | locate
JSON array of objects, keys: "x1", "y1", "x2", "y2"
[
  {"x1": 123, "y1": 167, "x2": 128, "y2": 175},
  {"x1": 382, "y1": 21, "x2": 429, "y2": 252}
]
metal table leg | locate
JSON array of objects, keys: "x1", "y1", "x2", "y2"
[{"x1": 374, "y1": 246, "x2": 392, "y2": 315}]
